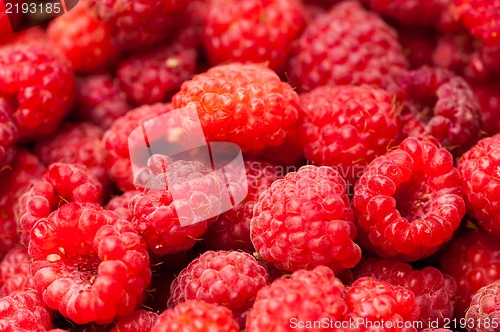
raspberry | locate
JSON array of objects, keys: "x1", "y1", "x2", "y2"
[
  {"x1": 440, "y1": 229, "x2": 500, "y2": 317},
  {"x1": 353, "y1": 137, "x2": 465, "y2": 260},
  {"x1": 109, "y1": 310, "x2": 158, "y2": 332},
  {"x1": 34, "y1": 123, "x2": 109, "y2": 187},
  {"x1": 117, "y1": 37, "x2": 197, "y2": 106},
  {"x1": 74, "y1": 74, "x2": 132, "y2": 130},
  {"x1": 172, "y1": 63, "x2": 300, "y2": 152},
  {"x1": 152, "y1": 300, "x2": 239, "y2": 332},
  {"x1": 203, "y1": 0, "x2": 306, "y2": 73},
  {"x1": 399, "y1": 66, "x2": 482, "y2": 156},
  {"x1": 471, "y1": 80, "x2": 500, "y2": 136},
  {"x1": 168, "y1": 250, "x2": 270, "y2": 327},
  {"x1": 465, "y1": 280, "x2": 500, "y2": 332},
  {"x1": 103, "y1": 103, "x2": 172, "y2": 191},
  {"x1": 203, "y1": 159, "x2": 282, "y2": 252},
  {"x1": 398, "y1": 29, "x2": 437, "y2": 69},
  {"x1": 352, "y1": 258, "x2": 457, "y2": 327},
  {"x1": 251, "y1": 165, "x2": 361, "y2": 273},
  {"x1": 29, "y1": 202, "x2": 151, "y2": 324},
  {"x1": 458, "y1": 135, "x2": 500, "y2": 234},
  {"x1": 288, "y1": 1, "x2": 408, "y2": 92},
  {"x1": 16, "y1": 163, "x2": 103, "y2": 246},
  {"x1": 0, "y1": 290, "x2": 53, "y2": 332},
  {"x1": 106, "y1": 190, "x2": 141, "y2": 221},
  {"x1": 46, "y1": 2, "x2": 120, "y2": 73},
  {"x1": 298, "y1": 85, "x2": 401, "y2": 185},
  {"x1": 0, "y1": 246, "x2": 34, "y2": 298},
  {"x1": 453, "y1": 0, "x2": 500, "y2": 46},
  {"x1": 0, "y1": 97, "x2": 17, "y2": 168},
  {"x1": 0, "y1": 44, "x2": 74, "y2": 141},
  {"x1": 246, "y1": 266, "x2": 346, "y2": 332}
]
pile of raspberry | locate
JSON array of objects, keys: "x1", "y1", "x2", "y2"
[{"x1": 1, "y1": 0, "x2": 500, "y2": 331}]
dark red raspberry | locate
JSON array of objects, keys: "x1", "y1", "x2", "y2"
[
  {"x1": 352, "y1": 258, "x2": 457, "y2": 327},
  {"x1": 103, "y1": 103, "x2": 172, "y2": 191},
  {"x1": 471, "y1": 80, "x2": 500, "y2": 136},
  {"x1": 246, "y1": 266, "x2": 346, "y2": 332},
  {"x1": 0, "y1": 44, "x2": 74, "y2": 141},
  {"x1": 440, "y1": 229, "x2": 500, "y2": 317},
  {"x1": 465, "y1": 280, "x2": 500, "y2": 332},
  {"x1": 172, "y1": 62, "x2": 300, "y2": 152},
  {"x1": 453, "y1": 0, "x2": 500, "y2": 46},
  {"x1": 398, "y1": 29, "x2": 437, "y2": 69},
  {"x1": 399, "y1": 66, "x2": 482, "y2": 156},
  {"x1": 168, "y1": 250, "x2": 270, "y2": 328},
  {"x1": 117, "y1": 38, "x2": 197, "y2": 106},
  {"x1": 47, "y1": 2, "x2": 120, "y2": 73},
  {"x1": 16, "y1": 163, "x2": 103, "y2": 246},
  {"x1": 0, "y1": 246, "x2": 34, "y2": 298},
  {"x1": 152, "y1": 300, "x2": 239, "y2": 332},
  {"x1": 458, "y1": 135, "x2": 500, "y2": 234},
  {"x1": 251, "y1": 165, "x2": 361, "y2": 273},
  {"x1": 298, "y1": 85, "x2": 401, "y2": 185},
  {"x1": 0, "y1": 290, "x2": 53, "y2": 332},
  {"x1": 353, "y1": 137, "x2": 465, "y2": 260},
  {"x1": 29, "y1": 202, "x2": 151, "y2": 324},
  {"x1": 288, "y1": 1, "x2": 408, "y2": 92},
  {"x1": 203, "y1": 0, "x2": 306, "y2": 73},
  {"x1": 74, "y1": 74, "x2": 132, "y2": 130},
  {"x1": 106, "y1": 190, "x2": 141, "y2": 221},
  {"x1": 34, "y1": 123, "x2": 109, "y2": 188},
  {"x1": 203, "y1": 159, "x2": 282, "y2": 252},
  {"x1": 109, "y1": 310, "x2": 158, "y2": 332}
]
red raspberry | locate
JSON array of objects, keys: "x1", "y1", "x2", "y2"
[
  {"x1": 0, "y1": 290, "x2": 53, "y2": 332},
  {"x1": 168, "y1": 250, "x2": 270, "y2": 328},
  {"x1": 458, "y1": 135, "x2": 500, "y2": 234},
  {"x1": 74, "y1": 74, "x2": 132, "y2": 130},
  {"x1": 399, "y1": 66, "x2": 482, "y2": 156},
  {"x1": 0, "y1": 97, "x2": 17, "y2": 168},
  {"x1": 106, "y1": 190, "x2": 141, "y2": 221},
  {"x1": 0, "y1": 44, "x2": 74, "y2": 141},
  {"x1": 453, "y1": 0, "x2": 500, "y2": 46},
  {"x1": 29, "y1": 202, "x2": 151, "y2": 324},
  {"x1": 288, "y1": 1, "x2": 408, "y2": 92},
  {"x1": 0, "y1": 27, "x2": 48, "y2": 49},
  {"x1": 398, "y1": 29, "x2": 437, "y2": 69},
  {"x1": 203, "y1": 0, "x2": 306, "y2": 73},
  {"x1": 471, "y1": 80, "x2": 500, "y2": 136},
  {"x1": 152, "y1": 300, "x2": 239, "y2": 332},
  {"x1": 172, "y1": 63, "x2": 300, "y2": 152},
  {"x1": 298, "y1": 85, "x2": 401, "y2": 185},
  {"x1": 16, "y1": 162, "x2": 103, "y2": 247},
  {"x1": 440, "y1": 229, "x2": 500, "y2": 317},
  {"x1": 109, "y1": 310, "x2": 158, "y2": 332},
  {"x1": 246, "y1": 266, "x2": 346, "y2": 332},
  {"x1": 465, "y1": 280, "x2": 500, "y2": 332},
  {"x1": 353, "y1": 137, "x2": 465, "y2": 260},
  {"x1": 34, "y1": 123, "x2": 109, "y2": 187},
  {"x1": 251, "y1": 165, "x2": 361, "y2": 273},
  {"x1": 103, "y1": 103, "x2": 172, "y2": 191},
  {"x1": 0, "y1": 246, "x2": 34, "y2": 298},
  {"x1": 47, "y1": 2, "x2": 120, "y2": 73},
  {"x1": 203, "y1": 159, "x2": 282, "y2": 252},
  {"x1": 352, "y1": 258, "x2": 457, "y2": 327}
]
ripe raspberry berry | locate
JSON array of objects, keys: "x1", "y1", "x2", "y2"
[
  {"x1": 353, "y1": 258, "x2": 457, "y2": 327},
  {"x1": 440, "y1": 229, "x2": 500, "y2": 317},
  {"x1": 458, "y1": 135, "x2": 500, "y2": 234},
  {"x1": 0, "y1": 246, "x2": 34, "y2": 298},
  {"x1": 251, "y1": 165, "x2": 361, "y2": 273},
  {"x1": 298, "y1": 85, "x2": 401, "y2": 185},
  {"x1": 246, "y1": 266, "x2": 346, "y2": 332},
  {"x1": 16, "y1": 162, "x2": 103, "y2": 246},
  {"x1": 289, "y1": 1, "x2": 408, "y2": 92},
  {"x1": 465, "y1": 280, "x2": 500, "y2": 332},
  {"x1": 0, "y1": 44, "x2": 74, "y2": 141},
  {"x1": 110, "y1": 310, "x2": 158, "y2": 332},
  {"x1": 103, "y1": 103, "x2": 172, "y2": 191},
  {"x1": 47, "y1": 2, "x2": 120, "y2": 73},
  {"x1": 74, "y1": 74, "x2": 132, "y2": 130},
  {"x1": 106, "y1": 190, "x2": 140, "y2": 221},
  {"x1": 172, "y1": 63, "x2": 300, "y2": 152},
  {"x1": 353, "y1": 137, "x2": 465, "y2": 260},
  {"x1": 398, "y1": 29, "x2": 437, "y2": 69},
  {"x1": 203, "y1": 159, "x2": 282, "y2": 252},
  {"x1": 29, "y1": 202, "x2": 151, "y2": 324},
  {"x1": 152, "y1": 300, "x2": 239, "y2": 332},
  {"x1": 453, "y1": 0, "x2": 500, "y2": 46},
  {"x1": 471, "y1": 80, "x2": 500, "y2": 136},
  {"x1": 34, "y1": 123, "x2": 109, "y2": 187},
  {"x1": 399, "y1": 66, "x2": 482, "y2": 156},
  {"x1": 168, "y1": 250, "x2": 270, "y2": 327},
  {"x1": 203, "y1": 0, "x2": 306, "y2": 73},
  {"x1": 0, "y1": 290, "x2": 53, "y2": 332}
]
